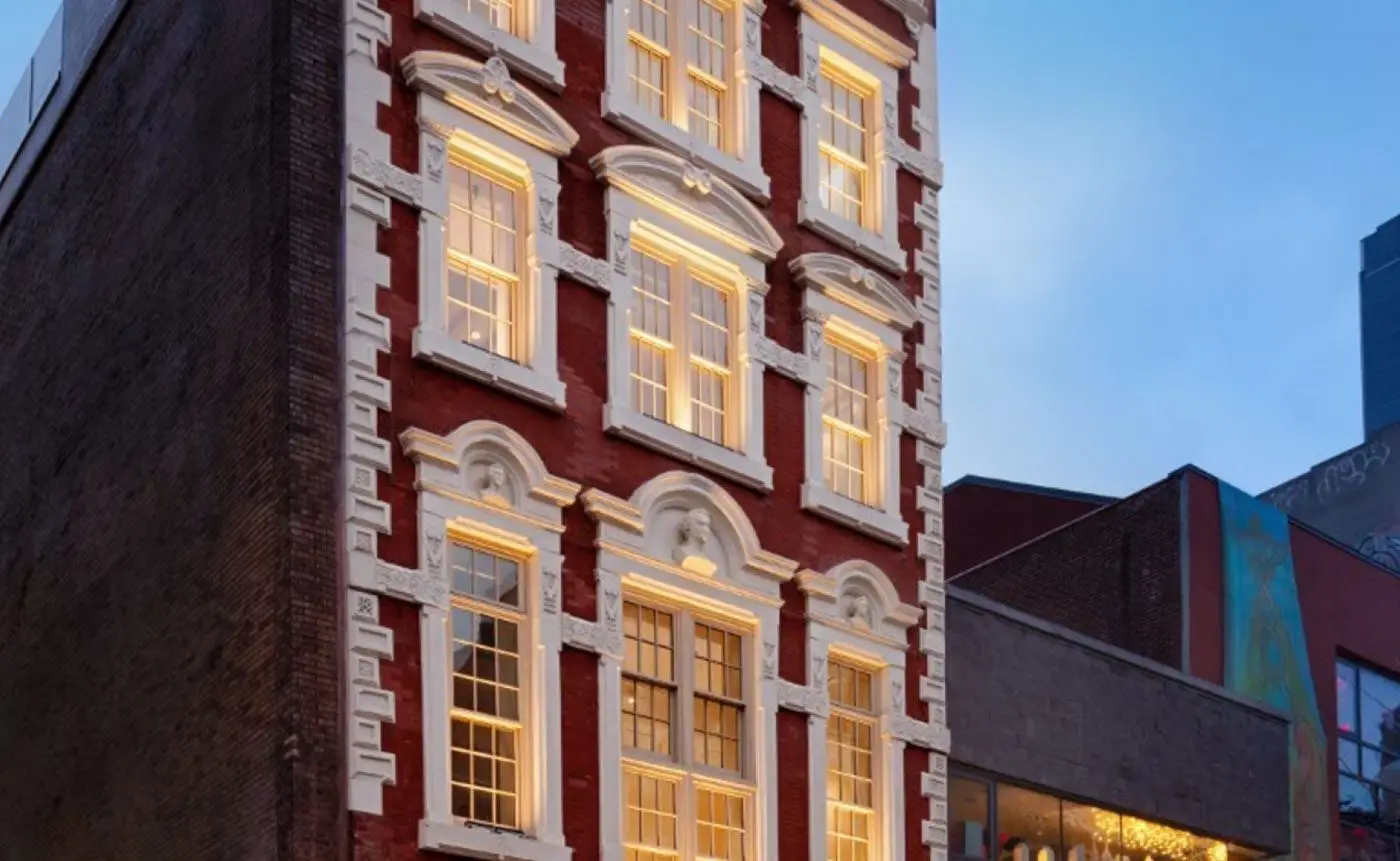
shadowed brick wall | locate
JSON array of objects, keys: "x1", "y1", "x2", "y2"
[
  {"x1": 0, "y1": 1, "x2": 343, "y2": 858},
  {"x1": 947, "y1": 589, "x2": 1291, "y2": 854},
  {"x1": 944, "y1": 478, "x2": 1112, "y2": 576},
  {"x1": 951, "y1": 476, "x2": 1183, "y2": 669}
]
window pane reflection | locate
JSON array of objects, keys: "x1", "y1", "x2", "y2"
[
  {"x1": 949, "y1": 776, "x2": 991, "y2": 859},
  {"x1": 996, "y1": 785, "x2": 1060, "y2": 861}
]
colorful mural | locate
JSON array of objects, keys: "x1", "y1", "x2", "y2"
[{"x1": 1218, "y1": 482, "x2": 1333, "y2": 861}]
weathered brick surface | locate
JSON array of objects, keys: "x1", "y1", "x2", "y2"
[
  {"x1": 951, "y1": 477, "x2": 1183, "y2": 669},
  {"x1": 0, "y1": 1, "x2": 343, "y2": 858},
  {"x1": 947, "y1": 590, "x2": 1291, "y2": 854}
]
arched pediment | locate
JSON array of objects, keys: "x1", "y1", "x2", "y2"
[
  {"x1": 591, "y1": 146, "x2": 784, "y2": 262},
  {"x1": 800, "y1": 559, "x2": 922, "y2": 638},
  {"x1": 583, "y1": 471, "x2": 798, "y2": 586},
  {"x1": 790, "y1": 252, "x2": 918, "y2": 331},
  {"x1": 402, "y1": 51, "x2": 580, "y2": 157},
  {"x1": 400, "y1": 421, "x2": 581, "y2": 518}
]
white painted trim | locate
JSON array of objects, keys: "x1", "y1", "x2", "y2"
[
  {"x1": 415, "y1": 0, "x2": 566, "y2": 90},
  {"x1": 793, "y1": 0, "x2": 916, "y2": 68},
  {"x1": 602, "y1": 0, "x2": 770, "y2": 199},
  {"x1": 593, "y1": 148, "x2": 778, "y2": 489},
  {"x1": 795, "y1": 10, "x2": 906, "y2": 275},
  {"x1": 793, "y1": 559, "x2": 931, "y2": 861},
  {"x1": 583, "y1": 472, "x2": 792, "y2": 861},
  {"x1": 344, "y1": 0, "x2": 398, "y2": 815},
  {"x1": 404, "y1": 421, "x2": 580, "y2": 855},
  {"x1": 412, "y1": 79, "x2": 576, "y2": 409},
  {"x1": 795, "y1": 272, "x2": 910, "y2": 546}
]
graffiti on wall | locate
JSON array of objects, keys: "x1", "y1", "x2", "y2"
[
  {"x1": 1262, "y1": 425, "x2": 1400, "y2": 575},
  {"x1": 1219, "y1": 482, "x2": 1333, "y2": 861}
]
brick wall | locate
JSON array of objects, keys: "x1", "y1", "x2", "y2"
[
  {"x1": 951, "y1": 475, "x2": 1183, "y2": 669},
  {"x1": 356, "y1": 0, "x2": 935, "y2": 858},
  {"x1": 0, "y1": 2, "x2": 343, "y2": 858},
  {"x1": 944, "y1": 480, "x2": 1110, "y2": 576},
  {"x1": 947, "y1": 590, "x2": 1291, "y2": 854}
]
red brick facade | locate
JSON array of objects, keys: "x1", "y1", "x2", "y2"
[{"x1": 344, "y1": 0, "x2": 947, "y2": 859}]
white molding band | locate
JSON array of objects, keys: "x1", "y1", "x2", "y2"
[
  {"x1": 344, "y1": 0, "x2": 398, "y2": 815},
  {"x1": 414, "y1": 0, "x2": 566, "y2": 90},
  {"x1": 602, "y1": 0, "x2": 770, "y2": 199}
]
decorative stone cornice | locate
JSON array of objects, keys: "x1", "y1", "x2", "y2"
[{"x1": 794, "y1": 0, "x2": 917, "y2": 68}]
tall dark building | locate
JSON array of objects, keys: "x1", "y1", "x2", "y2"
[{"x1": 1363, "y1": 214, "x2": 1400, "y2": 438}]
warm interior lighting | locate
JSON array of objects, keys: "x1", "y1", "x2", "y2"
[{"x1": 1091, "y1": 812, "x2": 1194, "y2": 860}]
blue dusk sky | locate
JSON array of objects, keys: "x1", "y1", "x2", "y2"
[{"x1": 2, "y1": 2, "x2": 1396, "y2": 497}]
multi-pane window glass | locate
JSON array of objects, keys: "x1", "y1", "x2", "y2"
[
  {"x1": 627, "y1": 0, "x2": 733, "y2": 149},
  {"x1": 447, "y1": 160, "x2": 521, "y2": 360},
  {"x1": 827, "y1": 660, "x2": 876, "y2": 861},
  {"x1": 697, "y1": 789, "x2": 746, "y2": 861},
  {"x1": 624, "y1": 602, "x2": 678, "y2": 756},
  {"x1": 622, "y1": 600, "x2": 751, "y2": 861},
  {"x1": 817, "y1": 68, "x2": 869, "y2": 225},
  {"x1": 686, "y1": 0, "x2": 728, "y2": 148},
  {"x1": 464, "y1": 0, "x2": 515, "y2": 33},
  {"x1": 626, "y1": 770, "x2": 680, "y2": 861},
  {"x1": 630, "y1": 0, "x2": 672, "y2": 119},
  {"x1": 449, "y1": 543, "x2": 524, "y2": 829},
  {"x1": 629, "y1": 245, "x2": 736, "y2": 446},
  {"x1": 1336, "y1": 659, "x2": 1400, "y2": 818},
  {"x1": 822, "y1": 340, "x2": 873, "y2": 504}
]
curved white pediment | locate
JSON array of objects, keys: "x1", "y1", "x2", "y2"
[
  {"x1": 584, "y1": 471, "x2": 798, "y2": 588},
  {"x1": 591, "y1": 146, "x2": 783, "y2": 262},
  {"x1": 403, "y1": 51, "x2": 580, "y2": 157},
  {"x1": 790, "y1": 252, "x2": 918, "y2": 331},
  {"x1": 400, "y1": 421, "x2": 581, "y2": 519},
  {"x1": 800, "y1": 559, "x2": 921, "y2": 641}
]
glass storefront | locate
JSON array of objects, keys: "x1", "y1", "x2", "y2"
[
  {"x1": 1335, "y1": 658, "x2": 1400, "y2": 861},
  {"x1": 949, "y1": 771, "x2": 1267, "y2": 861}
]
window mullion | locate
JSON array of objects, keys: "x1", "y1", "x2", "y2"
[
  {"x1": 671, "y1": 0, "x2": 688, "y2": 132},
  {"x1": 672, "y1": 264, "x2": 693, "y2": 432}
]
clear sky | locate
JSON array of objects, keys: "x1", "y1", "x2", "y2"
[{"x1": 1, "y1": 1, "x2": 1396, "y2": 498}]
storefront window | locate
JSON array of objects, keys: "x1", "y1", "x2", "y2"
[
  {"x1": 950, "y1": 775, "x2": 992, "y2": 860},
  {"x1": 1336, "y1": 658, "x2": 1400, "y2": 820},
  {"x1": 950, "y1": 770, "x2": 1266, "y2": 861}
]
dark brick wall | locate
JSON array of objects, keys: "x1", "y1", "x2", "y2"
[
  {"x1": 0, "y1": 2, "x2": 343, "y2": 859},
  {"x1": 944, "y1": 480, "x2": 1109, "y2": 577},
  {"x1": 951, "y1": 476, "x2": 1184, "y2": 669},
  {"x1": 946, "y1": 590, "x2": 1291, "y2": 854}
]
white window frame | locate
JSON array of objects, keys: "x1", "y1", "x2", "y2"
[
  {"x1": 591, "y1": 146, "x2": 783, "y2": 491},
  {"x1": 401, "y1": 420, "x2": 582, "y2": 861},
  {"x1": 582, "y1": 472, "x2": 800, "y2": 861},
  {"x1": 796, "y1": 0, "x2": 914, "y2": 275},
  {"x1": 797, "y1": 561, "x2": 922, "y2": 861},
  {"x1": 792, "y1": 253, "x2": 917, "y2": 545},
  {"x1": 416, "y1": 0, "x2": 566, "y2": 90},
  {"x1": 406, "y1": 52, "x2": 580, "y2": 410},
  {"x1": 603, "y1": 0, "x2": 770, "y2": 200}
]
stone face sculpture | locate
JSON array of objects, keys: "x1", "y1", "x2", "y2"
[{"x1": 673, "y1": 507, "x2": 717, "y2": 575}]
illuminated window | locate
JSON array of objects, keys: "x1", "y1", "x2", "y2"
[
  {"x1": 449, "y1": 543, "x2": 525, "y2": 829},
  {"x1": 628, "y1": 246, "x2": 735, "y2": 447},
  {"x1": 822, "y1": 339, "x2": 873, "y2": 505},
  {"x1": 464, "y1": 0, "x2": 516, "y2": 33},
  {"x1": 826, "y1": 660, "x2": 876, "y2": 861},
  {"x1": 622, "y1": 600, "x2": 750, "y2": 861},
  {"x1": 620, "y1": 0, "x2": 735, "y2": 152},
  {"x1": 446, "y1": 159, "x2": 521, "y2": 360},
  {"x1": 817, "y1": 68, "x2": 869, "y2": 226}
]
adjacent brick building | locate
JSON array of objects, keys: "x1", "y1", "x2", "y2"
[{"x1": 949, "y1": 467, "x2": 1400, "y2": 861}]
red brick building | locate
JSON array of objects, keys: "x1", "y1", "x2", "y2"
[
  {"x1": 342, "y1": 0, "x2": 950, "y2": 860},
  {"x1": 948, "y1": 468, "x2": 1400, "y2": 861}
]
